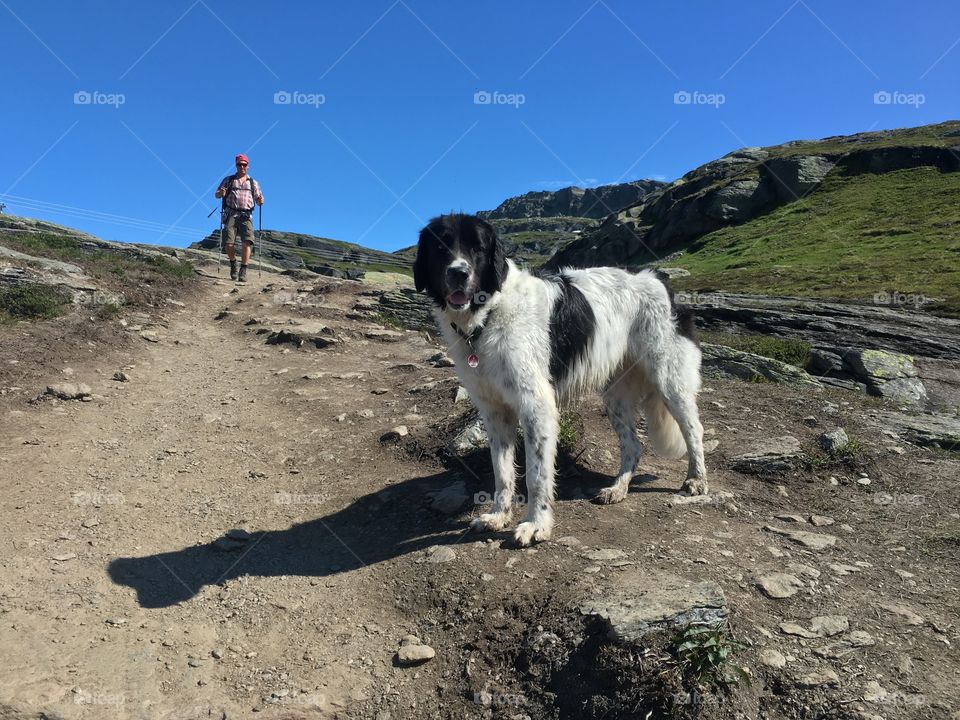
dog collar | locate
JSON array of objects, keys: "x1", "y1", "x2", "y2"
[{"x1": 450, "y1": 322, "x2": 482, "y2": 368}]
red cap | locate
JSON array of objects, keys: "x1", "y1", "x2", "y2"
[{"x1": 235, "y1": 153, "x2": 249, "y2": 165}]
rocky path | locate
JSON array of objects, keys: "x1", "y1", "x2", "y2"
[{"x1": 1, "y1": 269, "x2": 959, "y2": 719}]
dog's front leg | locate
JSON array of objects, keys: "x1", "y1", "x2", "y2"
[
  {"x1": 470, "y1": 405, "x2": 518, "y2": 533},
  {"x1": 514, "y1": 397, "x2": 558, "y2": 546}
]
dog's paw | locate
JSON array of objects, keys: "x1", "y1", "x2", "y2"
[
  {"x1": 594, "y1": 484, "x2": 629, "y2": 505},
  {"x1": 513, "y1": 521, "x2": 552, "y2": 547},
  {"x1": 470, "y1": 512, "x2": 510, "y2": 533},
  {"x1": 679, "y1": 477, "x2": 709, "y2": 496}
]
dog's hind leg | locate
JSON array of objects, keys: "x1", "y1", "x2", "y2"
[
  {"x1": 596, "y1": 379, "x2": 644, "y2": 504},
  {"x1": 470, "y1": 404, "x2": 518, "y2": 533},
  {"x1": 655, "y1": 359, "x2": 708, "y2": 496},
  {"x1": 514, "y1": 393, "x2": 558, "y2": 546}
]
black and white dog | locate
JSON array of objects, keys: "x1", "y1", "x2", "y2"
[{"x1": 414, "y1": 213, "x2": 707, "y2": 546}]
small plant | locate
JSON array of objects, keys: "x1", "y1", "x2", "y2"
[
  {"x1": 95, "y1": 301, "x2": 122, "y2": 319},
  {"x1": 374, "y1": 311, "x2": 404, "y2": 330},
  {"x1": 669, "y1": 624, "x2": 749, "y2": 689},
  {"x1": 557, "y1": 410, "x2": 582, "y2": 451}
]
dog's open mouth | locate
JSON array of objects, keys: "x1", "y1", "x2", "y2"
[{"x1": 447, "y1": 291, "x2": 470, "y2": 309}]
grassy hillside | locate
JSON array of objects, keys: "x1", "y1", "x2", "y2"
[{"x1": 669, "y1": 165, "x2": 960, "y2": 313}]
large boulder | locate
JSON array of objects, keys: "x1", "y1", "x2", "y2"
[{"x1": 845, "y1": 349, "x2": 927, "y2": 405}]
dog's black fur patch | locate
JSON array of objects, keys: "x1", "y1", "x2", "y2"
[
  {"x1": 539, "y1": 272, "x2": 596, "y2": 383},
  {"x1": 653, "y1": 271, "x2": 698, "y2": 346},
  {"x1": 414, "y1": 214, "x2": 507, "y2": 309}
]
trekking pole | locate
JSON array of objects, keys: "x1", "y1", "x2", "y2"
[
  {"x1": 216, "y1": 210, "x2": 224, "y2": 275},
  {"x1": 258, "y1": 203, "x2": 263, "y2": 278}
]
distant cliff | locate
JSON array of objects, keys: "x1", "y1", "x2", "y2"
[{"x1": 478, "y1": 180, "x2": 665, "y2": 220}]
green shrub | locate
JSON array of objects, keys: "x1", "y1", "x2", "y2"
[{"x1": 0, "y1": 284, "x2": 69, "y2": 321}]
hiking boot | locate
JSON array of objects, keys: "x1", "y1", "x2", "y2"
[
  {"x1": 238, "y1": 265, "x2": 248, "y2": 283},
  {"x1": 229, "y1": 260, "x2": 238, "y2": 281}
]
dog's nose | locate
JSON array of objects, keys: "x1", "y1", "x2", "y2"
[{"x1": 446, "y1": 265, "x2": 469, "y2": 283}]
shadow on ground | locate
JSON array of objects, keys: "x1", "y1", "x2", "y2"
[{"x1": 108, "y1": 450, "x2": 672, "y2": 608}]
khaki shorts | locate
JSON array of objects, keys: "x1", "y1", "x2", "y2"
[{"x1": 222, "y1": 212, "x2": 255, "y2": 248}]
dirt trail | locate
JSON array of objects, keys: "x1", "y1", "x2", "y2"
[
  {"x1": 0, "y1": 272, "x2": 456, "y2": 718},
  {"x1": 1, "y1": 270, "x2": 959, "y2": 719}
]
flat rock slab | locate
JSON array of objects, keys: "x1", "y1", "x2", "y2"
[
  {"x1": 425, "y1": 481, "x2": 469, "y2": 516},
  {"x1": 866, "y1": 411, "x2": 960, "y2": 451},
  {"x1": 757, "y1": 572, "x2": 804, "y2": 599},
  {"x1": 701, "y1": 343, "x2": 820, "y2": 386},
  {"x1": 732, "y1": 436, "x2": 802, "y2": 473},
  {"x1": 579, "y1": 570, "x2": 727, "y2": 642},
  {"x1": 765, "y1": 525, "x2": 837, "y2": 551}
]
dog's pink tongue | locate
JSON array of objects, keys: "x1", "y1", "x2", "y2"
[{"x1": 449, "y1": 291, "x2": 469, "y2": 306}]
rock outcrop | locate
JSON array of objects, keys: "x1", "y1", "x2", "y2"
[
  {"x1": 479, "y1": 180, "x2": 665, "y2": 221},
  {"x1": 546, "y1": 123, "x2": 960, "y2": 270}
]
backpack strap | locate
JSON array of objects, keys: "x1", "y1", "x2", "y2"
[{"x1": 221, "y1": 173, "x2": 238, "y2": 213}]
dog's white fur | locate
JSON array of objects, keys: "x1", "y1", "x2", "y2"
[{"x1": 433, "y1": 257, "x2": 707, "y2": 546}]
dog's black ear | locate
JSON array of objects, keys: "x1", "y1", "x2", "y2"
[
  {"x1": 478, "y1": 218, "x2": 507, "y2": 293},
  {"x1": 413, "y1": 225, "x2": 431, "y2": 292}
]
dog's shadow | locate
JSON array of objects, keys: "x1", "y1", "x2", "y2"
[{"x1": 107, "y1": 450, "x2": 672, "y2": 608}]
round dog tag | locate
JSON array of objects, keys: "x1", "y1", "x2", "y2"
[{"x1": 467, "y1": 354, "x2": 479, "y2": 368}]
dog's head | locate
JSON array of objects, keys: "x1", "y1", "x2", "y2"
[{"x1": 413, "y1": 213, "x2": 508, "y2": 312}]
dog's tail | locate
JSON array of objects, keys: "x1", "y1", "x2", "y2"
[{"x1": 640, "y1": 391, "x2": 688, "y2": 459}]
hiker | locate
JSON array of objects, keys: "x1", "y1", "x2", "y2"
[{"x1": 216, "y1": 154, "x2": 264, "y2": 282}]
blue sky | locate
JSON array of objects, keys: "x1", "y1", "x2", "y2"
[{"x1": 1, "y1": 1, "x2": 957, "y2": 251}]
